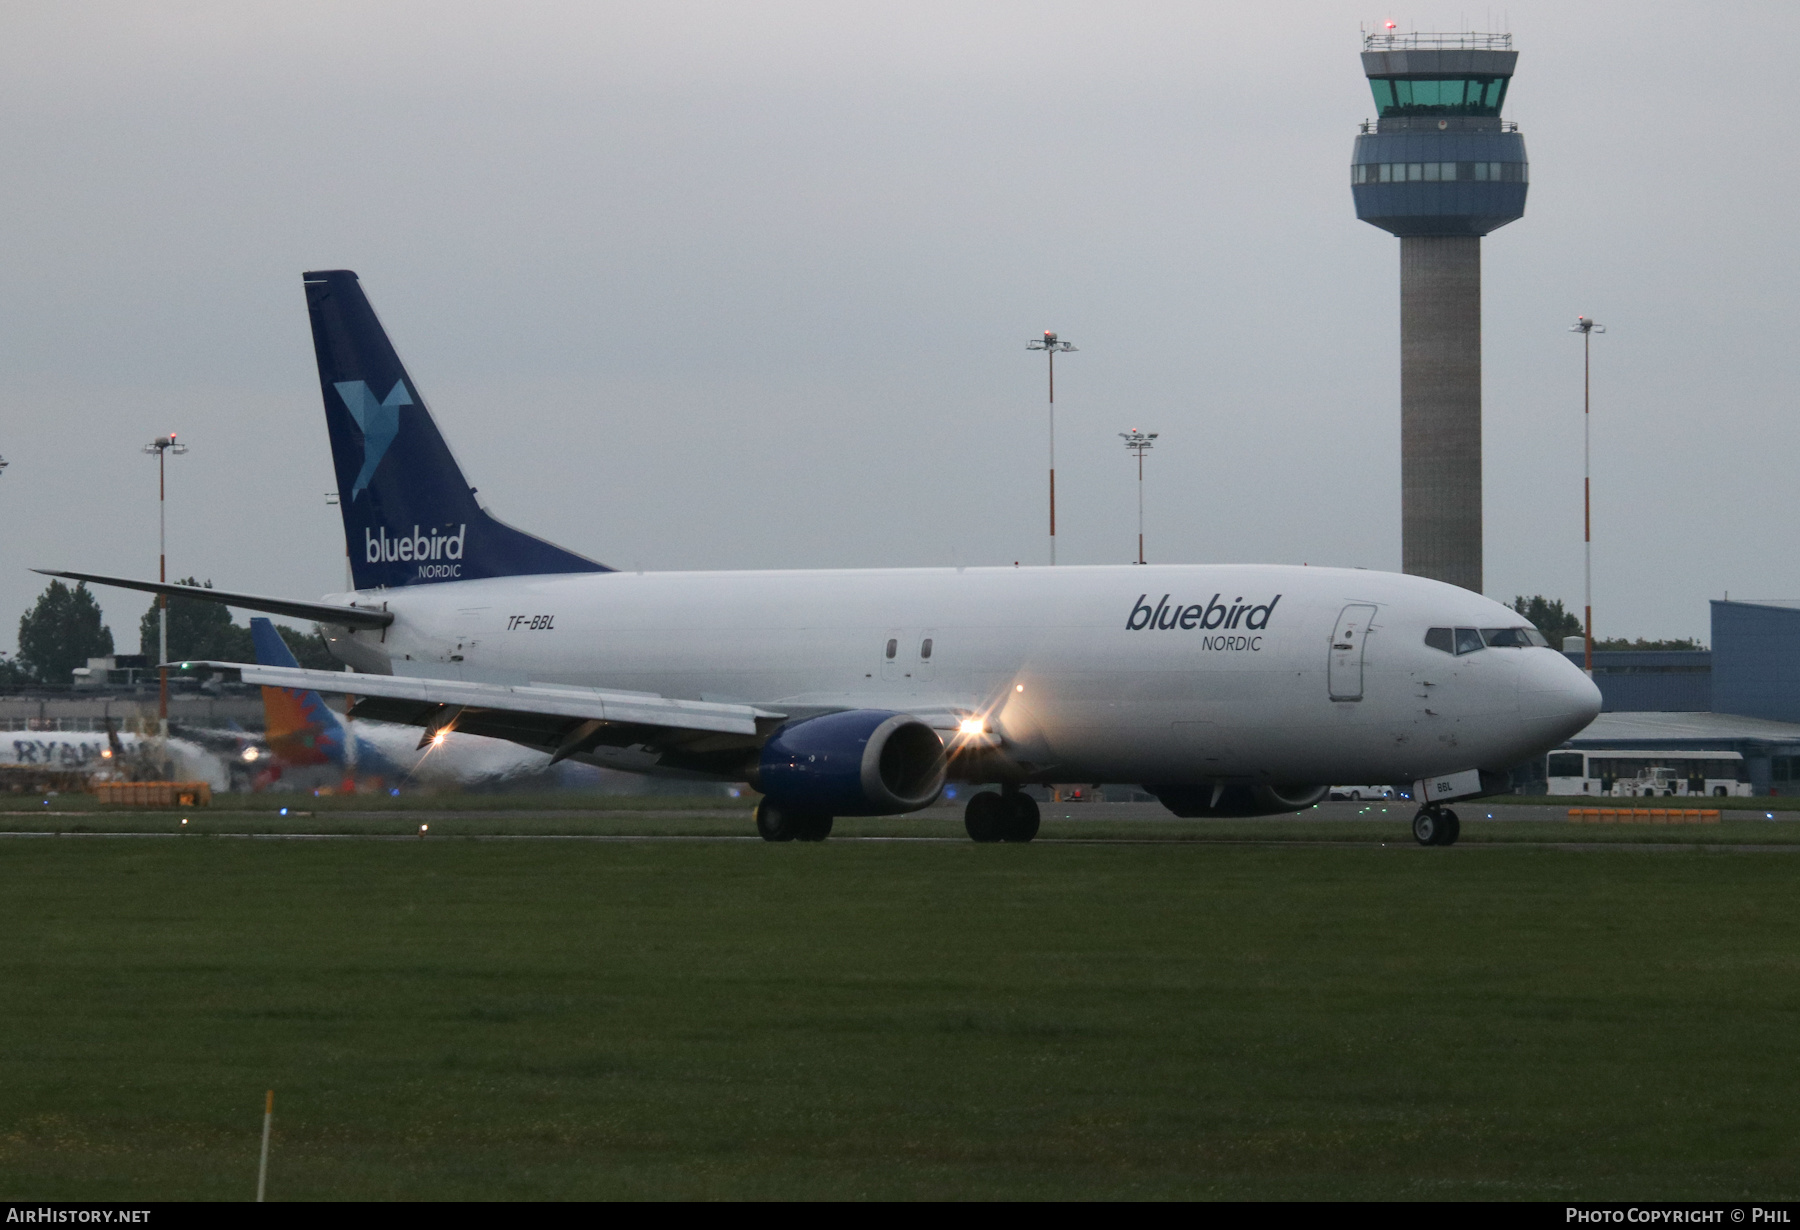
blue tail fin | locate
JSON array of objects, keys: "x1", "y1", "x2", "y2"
[
  {"x1": 303, "y1": 270, "x2": 609, "y2": 590},
  {"x1": 250, "y1": 617, "x2": 348, "y2": 766},
  {"x1": 250, "y1": 616, "x2": 303, "y2": 669}
]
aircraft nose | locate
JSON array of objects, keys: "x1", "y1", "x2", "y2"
[{"x1": 1520, "y1": 650, "x2": 1602, "y2": 742}]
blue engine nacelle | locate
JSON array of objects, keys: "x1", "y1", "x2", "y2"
[{"x1": 753, "y1": 710, "x2": 947, "y2": 816}]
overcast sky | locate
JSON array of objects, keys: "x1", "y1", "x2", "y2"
[{"x1": 2, "y1": 1, "x2": 1794, "y2": 655}]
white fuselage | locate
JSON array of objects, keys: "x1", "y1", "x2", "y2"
[{"x1": 322, "y1": 563, "x2": 1601, "y2": 786}]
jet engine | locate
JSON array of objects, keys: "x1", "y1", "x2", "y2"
[
  {"x1": 752, "y1": 710, "x2": 947, "y2": 816},
  {"x1": 1144, "y1": 782, "x2": 1331, "y2": 818}
]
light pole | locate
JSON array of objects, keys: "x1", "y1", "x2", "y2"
[
  {"x1": 142, "y1": 433, "x2": 188, "y2": 727},
  {"x1": 1568, "y1": 318, "x2": 1604, "y2": 673},
  {"x1": 1026, "y1": 331, "x2": 1076, "y2": 564},
  {"x1": 1119, "y1": 430, "x2": 1158, "y2": 564}
]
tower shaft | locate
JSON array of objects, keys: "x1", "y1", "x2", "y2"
[
  {"x1": 1400, "y1": 235, "x2": 1482, "y2": 591},
  {"x1": 1349, "y1": 31, "x2": 1524, "y2": 594}
]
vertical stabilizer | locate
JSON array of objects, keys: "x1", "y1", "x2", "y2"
[
  {"x1": 303, "y1": 270, "x2": 610, "y2": 590},
  {"x1": 252, "y1": 617, "x2": 347, "y2": 767}
]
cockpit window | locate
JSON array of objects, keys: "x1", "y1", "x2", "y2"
[
  {"x1": 1454, "y1": 627, "x2": 1485, "y2": 655},
  {"x1": 1482, "y1": 627, "x2": 1550, "y2": 648},
  {"x1": 1425, "y1": 627, "x2": 1454, "y2": 654}
]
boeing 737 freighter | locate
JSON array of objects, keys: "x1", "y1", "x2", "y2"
[{"x1": 45, "y1": 270, "x2": 1600, "y2": 845}]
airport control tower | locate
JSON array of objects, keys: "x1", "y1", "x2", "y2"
[{"x1": 1351, "y1": 31, "x2": 1527, "y2": 593}]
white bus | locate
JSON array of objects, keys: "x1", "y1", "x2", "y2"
[{"x1": 1545, "y1": 750, "x2": 1752, "y2": 798}]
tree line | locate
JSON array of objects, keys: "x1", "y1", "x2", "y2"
[
  {"x1": 2, "y1": 578, "x2": 338, "y2": 686},
  {"x1": 1511, "y1": 596, "x2": 1704, "y2": 652}
]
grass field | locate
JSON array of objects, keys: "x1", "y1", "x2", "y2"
[
  {"x1": 3, "y1": 825, "x2": 1799, "y2": 1200},
  {"x1": 6, "y1": 796, "x2": 1800, "y2": 845}
]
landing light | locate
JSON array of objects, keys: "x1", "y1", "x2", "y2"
[
  {"x1": 958, "y1": 718, "x2": 986, "y2": 736},
  {"x1": 432, "y1": 730, "x2": 448, "y2": 746},
  {"x1": 243, "y1": 748, "x2": 260, "y2": 762}
]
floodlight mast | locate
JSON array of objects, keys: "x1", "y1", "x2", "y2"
[
  {"x1": 1026, "y1": 331, "x2": 1077, "y2": 564},
  {"x1": 1569, "y1": 317, "x2": 1605, "y2": 673},
  {"x1": 141, "y1": 434, "x2": 188, "y2": 727},
  {"x1": 1119, "y1": 430, "x2": 1158, "y2": 564}
]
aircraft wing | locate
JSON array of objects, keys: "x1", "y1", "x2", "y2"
[
  {"x1": 35, "y1": 570, "x2": 394, "y2": 630},
  {"x1": 188, "y1": 662, "x2": 786, "y2": 764}
]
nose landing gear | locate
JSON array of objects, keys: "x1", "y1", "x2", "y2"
[{"x1": 1411, "y1": 806, "x2": 1461, "y2": 847}]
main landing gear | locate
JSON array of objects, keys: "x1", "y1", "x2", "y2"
[
  {"x1": 964, "y1": 789, "x2": 1040, "y2": 843},
  {"x1": 755, "y1": 798, "x2": 833, "y2": 842},
  {"x1": 1412, "y1": 805, "x2": 1461, "y2": 847}
]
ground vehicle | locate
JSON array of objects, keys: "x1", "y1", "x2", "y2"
[
  {"x1": 1329, "y1": 785, "x2": 1394, "y2": 800},
  {"x1": 1545, "y1": 750, "x2": 1751, "y2": 798}
]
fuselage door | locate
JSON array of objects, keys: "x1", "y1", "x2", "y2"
[
  {"x1": 1328, "y1": 604, "x2": 1378, "y2": 701},
  {"x1": 917, "y1": 630, "x2": 937, "y2": 682}
]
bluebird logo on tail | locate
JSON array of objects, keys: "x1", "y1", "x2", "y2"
[
  {"x1": 334, "y1": 380, "x2": 413, "y2": 500},
  {"x1": 305, "y1": 269, "x2": 608, "y2": 589}
]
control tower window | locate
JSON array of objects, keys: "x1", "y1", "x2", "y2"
[
  {"x1": 1368, "y1": 76, "x2": 1510, "y2": 117},
  {"x1": 1359, "y1": 162, "x2": 1527, "y2": 185}
]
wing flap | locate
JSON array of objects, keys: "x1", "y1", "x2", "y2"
[{"x1": 195, "y1": 662, "x2": 778, "y2": 738}]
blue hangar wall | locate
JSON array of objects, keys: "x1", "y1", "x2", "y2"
[
  {"x1": 1560, "y1": 649, "x2": 1711, "y2": 712},
  {"x1": 1554, "y1": 601, "x2": 1800, "y2": 716},
  {"x1": 1712, "y1": 600, "x2": 1800, "y2": 724}
]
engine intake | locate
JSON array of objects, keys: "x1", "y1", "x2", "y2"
[
  {"x1": 1145, "y1": 782, "x2": 1330, "y2": 818},
  {"x1": 755, "y1": 710, "x2": 946, "y2": 816}
]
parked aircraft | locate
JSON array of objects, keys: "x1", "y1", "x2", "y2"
[
  {"x1": 0, "y1": 723, "x2": 225, "y2": 789},
  {"x1": 46, "y1": 270, "x2": 1600, "y2": 845},
  {"x1": 250, "y1": 616, "x2": 554, "y2": 787}
]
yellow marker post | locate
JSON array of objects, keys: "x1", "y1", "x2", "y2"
[{"x1": 257, "y1": 1089, "x2": 273, "y2": 1202}]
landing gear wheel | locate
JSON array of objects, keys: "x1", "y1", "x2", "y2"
[
  {"x1": 756, "y1": 799, "x2": 830, "y2": 843},
  {"x1": 1411, "y1": 806, "x2": 1461, "y2": 847},
  {"x1": 756, "y1": 798, "x2": 794, "y2": 842},
  {"x1": 1438, "y1": 808, "x2": 1460, "y2": 846},
  {"x1": 964, "y1": 791, "x2": 1006, "y2": 843},
  {"x1": 1001, "y1": 792, "x2": 1040, "y2": 842}
]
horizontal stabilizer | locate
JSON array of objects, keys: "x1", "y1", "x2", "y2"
[{"x1": 36, "y1": 571, "x2": 394, "y2": 630}]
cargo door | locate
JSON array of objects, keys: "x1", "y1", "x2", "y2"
[{"x1": 1328, "y1": 604, "x2": 1378, "y2": 701}]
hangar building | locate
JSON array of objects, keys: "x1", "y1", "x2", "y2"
[{"x1": 1553, "y1": 599, "x2": 1800, "y2": 795}]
